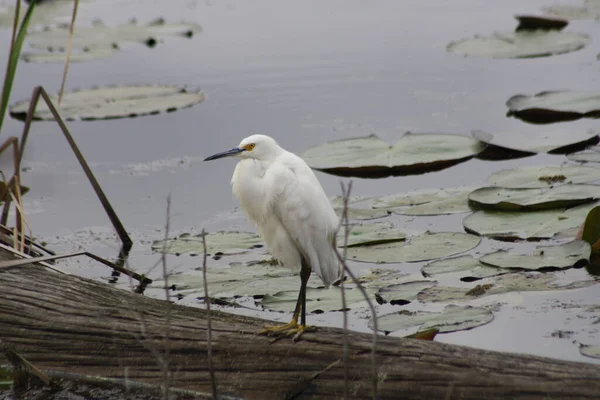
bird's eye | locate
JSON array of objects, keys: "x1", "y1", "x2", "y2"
[{"x1": 246, "y1": 143, "x2": 255, "y2": 151}]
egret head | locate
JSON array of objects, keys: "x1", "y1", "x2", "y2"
[{"x1": 204, "y1": 134, "x2": 282, "y2": 162}]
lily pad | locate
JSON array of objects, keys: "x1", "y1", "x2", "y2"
[
  {"x1": 514, "y1": 15, "x2": 569, "y2": 31},
  {"x1": 10, "y1": 85, "x2": 205, "y2": 121},
  {"x1": 152, "y1": 231, "x2": 262, "y2": 256},
  {"x1": 23, "y1": 18, "x2": 201, "y2": 63},
  {"x1": 373, "y1": 187, "x2": 473, "y2": 216},
  {"x1": 579, "y1": 343, "x2": 600, "y2": 359},
  {"x1": 487, "y1": 165, "x2": 600, "y2": 189},
  {"x1": 507, "y1": 90, "x2": 600, "y2": 124},
  {"x1": 542, "y1": 1, "x2": 600, "y2": 20},
  {"x1": 299, "y1": 133, "x2": 486, "y2": 178},
  {"x1": 567, "y1": 145, "x2": 600, "y2": 163},
  {"x1": 472, "y1": 129, "x2": 599, "y2": 155},
  {"x1": 417, "y1": 271, "x2": 595, "y2": 303},
  {"x1": 164, "y1": 263, "x2": 322, "y2": 298},
  {"x1": 421, "y1": 255, "x2": 506, "y2": 281},
  {"x1": 447, "y1": 30, "x2": 589, "y2": 59},
  {"x1": 479, "y1": 240, "x2": 591, "y2": 270},
  {"x1": 463, "y1": 202, "x2": 598, "y2": 240},
  {"x1": 370, "y1": 305, "x2": 494, "y2": 334},
  {"x1": 22, "y1": 47, "x2": 120, "y2": 63},
  {"x1": 260, "y1": 286, "x2": 373, "y2": 313},
  {"x1": 338, "y1": 222, "x2": 406, "y2": 248},
  {"x1": 335, "y1": 207, "x2": 390, "y2": 221},
  {"x1": 375, "y1": 280, "x2": 437, "y2": 305},
  {"x1": 345, "y1": 232, "x2": 481, "y2": 263},
  {"x1": 468, "y1": 184, "x2": 600, "y2": 210}
]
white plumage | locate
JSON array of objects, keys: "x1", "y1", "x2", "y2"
[{"x1": 204, "y1": 134, "x2": 341, "y2": 336}]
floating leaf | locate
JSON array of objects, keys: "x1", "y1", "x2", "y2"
[
  {"x1": 507, "y1": 90, "x2": 600, "y2": 124},
  {"x1": 261, "y1": 286, "x2": 373, "y2": 313},
  {"x1": 300, "y1": 133, "x2": 486, "y2": 178},
  {"x1": 579, "y1": 343, "x2": 600, "y2": 359},
  {"x1": 447, "y1": 30, "x2": 589, "y2": 59},
  {"x1": 417, "y1": 271, "x2": 595, "y2": 303},
  {"x1": 468, "y1": 184, "x2": 600, "y2": 210},
  {"x1": 421, "y1": 255, "x2": 506, "y2": 281},
  {"x1": 578, "y1": 206, "x2": 600, "y2": 252},
  {"x1": 487, "y1": 165, "x2": 600, "y2": 189},
  {"x1": 542, "y1": 2, "x2": 600, "y2": 20},
  {"x1": 345, "y1": 232, "x2": 480, "y2": 263},
  {"x1": 335, "y1": 207, "x2": 390, "y2": 221},
  {"x1": 514, "y1": 15, "x2": 569, "y2": 31},
  {"x1": 463, "y1": 202, "x2": 597, "y2": 240},
  {"x1": 373, "y1": 187, "x2": 473, "y2": 216},
  {"x1": 339, "y1": 222, "x2": 406, "y2": 248},
  {"x1": 404, "y1": 328, "x2": 439, "y2": 341},
  {"x1": 375, "y1": 280, "x2": 437, "y2": 305},
  {"x1": 370, "y1": 305, "x2": 494, "y2": 334},
  {"x1": 479, "y1": 240, "x2": 591, "y2": 270},
  {"x1": 10, "y1": 85, "x2": 205, "y2": 121},
  {"x1": 567, "y1": 145, "x2": 600, "y2": 163},
  {"x1": 152, "y1": 231, "x2": 262, "y2": 256},
  {"x1": 22, "y1": 19, "x2": 201, "y2": 63},
  {"x1": 472, "y1": 129, "x2": 599, "y2": 155}
]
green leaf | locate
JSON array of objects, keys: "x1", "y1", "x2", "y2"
[
  {"x1": 10, "y1": 85, "x2": 205, "y2": 121},
  {"x1": 472, "y1": 129, "x2": 599, "y2": 154},
  {"x1": 375, "y1": 280, "x2": 437, "y2": 304},
  {"x1": 260, "y1": 286, "x2": 374, "y2": 313},
  {"x1": 567, "y1": 145, "x2": 600, "y2": 163},
  {"x1": 447, "y1": 30, "x2": 589, "y2": 59},
  {"x1": 0, "y1": 0, "x2": 37, "y2": 132},
  {"x1": 373, "y1": 187, "x2": 474, "y2": 216},
  {"x1": 543, "y1": 2, "x2": 600, "y2": 20},
  {"x1": 338, "y1": 222, "x2": 406, "y2": 248},
  {"x1": 463, "y1": 202, "x2": 598, "y2": 240},
  {"x1": 300, "y1": 133, "x2": 486, "y2": 178},
  {"x1": 345, "y1": 232, "x2": 481, "y2": 263},
  {"x1": 479, "y1": 240, "x2": 591, "y2": 270},
  {"x1": 468, "y1": 184, "x2": 600, "y2": 211},
  {"x1": 487, "y1": 165, "x2": 600, "y2": 189},
  {"x1": 152, "y1": 231, "x2": 262, "y2": 256},
  {"x1": 579, "y1": 343, "x2": 600, "y2": 359},
  {"x1": 370, "y1": 305, "x2": 494, "y2": 334},
  {"x1": 421, "y1": 255, "x2": 506, "y2": 281},
  {"x1": 507, "y1": 90, "x2": 600, "y2": 123}
]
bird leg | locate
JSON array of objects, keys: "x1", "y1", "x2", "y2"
[{"x1": 259, "y1": 260, "x2": 311, "y2": 340}]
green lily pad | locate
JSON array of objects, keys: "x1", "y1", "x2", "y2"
[
  {"x1": 417, "y1": 271, "x2": 595, "y2": 303},
  {"x1": 338, "y1": 222, "x2": 406, "y2": 248},
  {"x1": 370, "y1": 305, "x2": 494, "y2": 334},
  {"x1": 507, "y1": 90, "x2": 600, "y2": 123},
  {"x1": 487, "y1": 165, "x2": 600, "y2": 189},
  {"x1": 373, "y1": 187, "x2": 473, "y2": 216},
  {"x1": 152, "y1": 231, "x2": 262, "y2": 256},
  {"x1": 345, "y1": 232, "x2": 481, "y2": 263},
  {"x1": 567, "y1": 145, "x2": 600, "y2": 163},
  {"x1": 23, "y1": 18, "x2": 201, "y2": 63},
  {"x1": 10, "y1": 85, "x2": 205, "y2": 121},
  {"x1": 463, "y1": 202, "x2": 598, "y2": 240},
  {"x1": 22, "y1": 47, "x2": 120, "y2": 63},
  {"x1": 579, "y1": 343, "x2": 600, "y2": 359},
  {"x1": 447, "y1": 30, "x2": 589, "y2": 59},
  {"x1": 472, "y1": 129, "x2": 599, "y2": 155},
  {"x1": 260, "y1": 286, "x2": 373, "y2": 313},
  {"x1": 375, "y1": 280, "x2": 437, "y2": 305},
  {"x1": 542, "y1": 1, "x2": 600, "y2": 20},
  {"x1": 421, "y1": 255, "x2": 506, "y2": 281},
  {"x1": 468, "y1": 184, "x2": 600, "y2": 210},
  {"x1": 480, "y1": 240, "x2": 591, "y2": 270},
  {"x1": 164, "y1": 263, "x2": 322, "y2": 298},
  {"x1": 335, "y1": 207, "x2": 390, "y2": 221},
  {"x1": 300, "y1": 133, "x2": 486, "y2": 178}
]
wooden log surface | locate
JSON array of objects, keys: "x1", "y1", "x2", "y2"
[{"x1": 1, "y1": 264, "x2": 600, "y2": 399}]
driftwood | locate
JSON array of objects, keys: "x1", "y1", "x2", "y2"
[{"x1": 1, "y1": 264, "x2": 600, "y2": 400}]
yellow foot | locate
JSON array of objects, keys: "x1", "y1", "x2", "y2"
[{"x1": 259, "y1": 321, "x2": 311, "y2": 341}]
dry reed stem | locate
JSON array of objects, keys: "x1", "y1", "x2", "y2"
[
  {"x1": 58, "y1": 0, "x2": 79, "y2": 106},
  {"x1": 201, "y1": 228, "x2": 218, "y2": 399}
]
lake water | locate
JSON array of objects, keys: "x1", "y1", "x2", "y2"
[{"x1": 2, "y1": 0, "x2": 600, "y2": 365}]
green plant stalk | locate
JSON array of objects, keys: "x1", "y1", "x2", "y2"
[{"x1": 0, "y1": 0, "x2": 37, "y2": 133}]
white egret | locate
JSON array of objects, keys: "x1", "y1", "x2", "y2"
[{"x1": 204, "y1": 134, "x2": 341, "y2": 338}]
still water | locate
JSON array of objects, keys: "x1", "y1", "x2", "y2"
[{"x1": 2, "y1": 0, "x2": 599, "y2": 364}]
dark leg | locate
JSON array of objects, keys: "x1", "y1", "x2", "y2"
[{"x1": 299, "y1": 257, "x2": 311, "y2": 327}]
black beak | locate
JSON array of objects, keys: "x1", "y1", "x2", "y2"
[{"x1": 204, "y1": 147, "x2": 245, "y2": 161}]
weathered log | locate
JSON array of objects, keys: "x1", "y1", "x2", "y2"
[{"x1": 1, "y1": 264, "x2": 600, "y2": 399}]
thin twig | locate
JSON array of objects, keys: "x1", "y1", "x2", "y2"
[
  {"x1": 160, "y1": 195, "x2": 172, "y2": 400},
  {"x1": 201, "y1": 228, "x2": 218, "y2": 399},
  {"x1": 58, "y1": 0, "x2": 79, "y2": 106},
  {"x1": 337, "y1": 181, "x2": 352, "y2": 400},
  {"x1": 332, "y1": 181, "x2": 379, "y2": 400}
]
